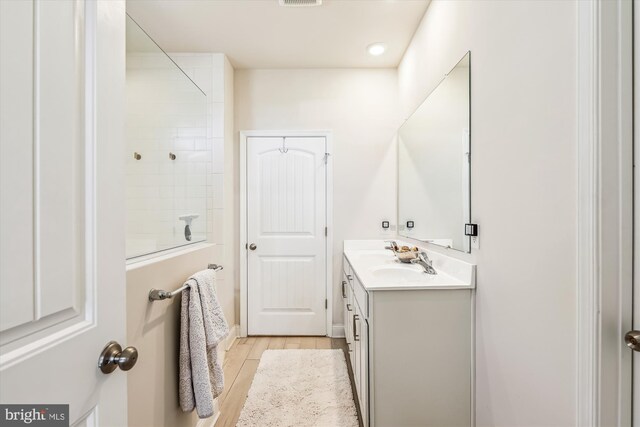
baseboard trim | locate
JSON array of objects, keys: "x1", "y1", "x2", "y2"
[
  {"x1": 332, "y1": 324, "x2": 345, "y2": 338},
  {"x1": 218, "y1": 324, "x2": 239, "y2": 366},
  {"x1": 196, "y1": 409, "x2": 219, "y2": 427},
  {"x1": 208, "y1": 326, "x2": 238, "y2": 427},
  {"x1": 224, "y1": 324, "x2": 238, "y2": 350}
]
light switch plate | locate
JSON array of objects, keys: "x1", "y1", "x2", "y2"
[{"x1": 471, "y1": 235, "x2": 480, "y2": 249}]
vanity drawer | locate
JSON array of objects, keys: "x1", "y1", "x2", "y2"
[
  {"x1": 343, "y1": 255, "x2": 352, "y2": 277},
  {"x1": 343, "y1": 254, "x2": 368, "y2": 317},
  {"x1": 350, "y1": 274, "x2": 369, "y2": 318}
]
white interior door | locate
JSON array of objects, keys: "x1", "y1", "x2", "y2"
[
  {"x1": 0, "y1": 1, "x2": 128, "y2": 425},
  {"x1": 247, "y1": 136, "x2": 327, "y2": 336}
]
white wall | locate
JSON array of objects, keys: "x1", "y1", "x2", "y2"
[
  {"x1": 235, "y1": 69, "x2": 401, "y2": 327},
  {"x1": 126, "y1": 245, "x2": 236, "y2": 427},
  {"x1": 398, "y1": 1, "x2": 577, "y2": 425}
]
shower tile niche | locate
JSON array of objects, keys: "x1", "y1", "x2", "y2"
[{"x1": 125, "y1": 16, "x2": 216, "y2": 259}]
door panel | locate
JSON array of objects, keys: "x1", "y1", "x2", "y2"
[
  {"x1": 346, "y1": 282, "x2": 354, "y2": 363},
  {"x1": 259, "y1": 256, "x2": 317, "y2": 312},
  {"x1": 247, "y1": 137, "x2": 326, "y2": 335},
  {"x1": 1, "y1": 0, "x2": 85, "y2": 346},
  {"x1": 342, "y1": 274, "x2": 349, "y2": 340},
  {"x1": 0, "y1": 1, "x2": 127, "y2": 425},
  {"x1": 0, "y1": 0, "x2": 35, "y2": 333},
  {"x1": 359, "y1": 319, "x2": 369, "y2": 426},
  {"x1": 354, "y1": 312, "x2": 360, "y2": 389}
]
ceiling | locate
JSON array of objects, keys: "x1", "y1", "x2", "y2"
[{"x1": 125, "y1": 0, "x2": 431, "y2": 69}]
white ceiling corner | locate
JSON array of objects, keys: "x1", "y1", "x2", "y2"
[{"x1": 125, "y1": 0, "x2": 431, "y2": 69}]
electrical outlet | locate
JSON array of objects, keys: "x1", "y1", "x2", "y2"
[{"x1": 471, "y1": 235, "x2": 480, "y2": 249}]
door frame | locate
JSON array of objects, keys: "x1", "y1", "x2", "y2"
[
  {"x1": 239, "y1": 130, "x2": 333, "y2": 337},
  {"x1": 576, "y1": 0, "x2": 633, "y2": 425}
]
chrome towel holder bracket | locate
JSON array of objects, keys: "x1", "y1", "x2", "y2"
[{"x1": 148, "y1": 264, "x2": 223, "y2": 301}]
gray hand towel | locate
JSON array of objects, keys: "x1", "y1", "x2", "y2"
[{"x1": 179, "y1": 269, "x2": 229, "y2": 419}]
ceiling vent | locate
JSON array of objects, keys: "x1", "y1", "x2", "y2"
[{"x1": 279, "y1": 0, "x2": 322, "y2": 7}]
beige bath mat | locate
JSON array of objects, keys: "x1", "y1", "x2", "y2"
[{"x1": 237, "y1": 349, "x2": 359, "y2": 427}]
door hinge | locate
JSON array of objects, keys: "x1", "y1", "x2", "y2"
[
  {"x1": 325, "y1": 299, "x2": 328, "y2": 309},
  {"x1": 325, "y1": 226, "x2": 328, "y2": 236},
  {"x1": 324, "y1": 152, "x2": 331, "y2": 164}
]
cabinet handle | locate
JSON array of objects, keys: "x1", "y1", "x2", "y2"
[
  {"x1": 353, "y1": 314, "x2": 360, "y2": 342},
  {"x1": 342, "y1": 281, "x2": 346, "y2": 298},
  {"x1": 347, "y1": 303, "x2": 352, "y2": 312},
  {"x1": 347, "y1": 274, "x2": 353, "y2": 281}
]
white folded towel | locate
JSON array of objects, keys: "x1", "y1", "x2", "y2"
[{"x1": 179, "y1": 269, "x2": 229, "y2": 418}]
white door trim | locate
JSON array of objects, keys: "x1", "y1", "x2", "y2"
[
  {"x1": 576, "y1": 3, "x2": 600, "y2": 424},
  {"x1": 240, "y1": 130, "x2": 333, "y2": 337},
  {"x1": 576, "y1": 0, "x2": 633, "y2": 425}
]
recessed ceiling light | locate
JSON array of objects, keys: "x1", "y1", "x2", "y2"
[{"x1": 367, "y1": 43, "x2": 387, "y2": 56}]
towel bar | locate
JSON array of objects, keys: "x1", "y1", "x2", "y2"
[{"x1": 148, "y1": 264, "x2": 223, "y2": 301}]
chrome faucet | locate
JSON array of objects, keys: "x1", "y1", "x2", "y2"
[
  {"x1": 411, "y1": 251, "x2": 437, "y2": 275},
  {"x1": 384, "y1": 240, "x2": 398, "y2": 253}
]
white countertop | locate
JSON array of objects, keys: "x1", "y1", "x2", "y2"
[{"x1": 343, "y1": 240, "x2": 476, "y2": 291}]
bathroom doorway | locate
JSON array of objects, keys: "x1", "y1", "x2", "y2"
[{"x1": 240, "y1": 132, "x2": 333, "y2": 336}]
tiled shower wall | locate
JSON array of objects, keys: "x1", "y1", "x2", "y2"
[
  {"x1": 170, "y1": 54, "x2": 226, "y2": 247},
  {"x1": 169, "y1": 53, "x2": 235, "y2": 301},
  {"x1": 126, "y1": 53, "x2": 229, "y2": 261},
  {"x1": 125, "y1": 53, "x2": 210, "y2": 257}
]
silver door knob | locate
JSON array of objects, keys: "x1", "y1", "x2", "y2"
[
  {"x1": 249, "y1": 243, "x2": 257, "y2": 250},
  {"x1": 625, "y1": 331, "x2": 640, "y2": 351},
  {"x1": 98, "y1": 341, "x2": 139, "y2": 374}
]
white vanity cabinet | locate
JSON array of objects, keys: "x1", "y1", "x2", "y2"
[
  {"x1": 342, "y1": 250, "x2": 474, "y2": 427},
  {"x1": 342, "y1": 261, "x2": 369, "y2": 426}
]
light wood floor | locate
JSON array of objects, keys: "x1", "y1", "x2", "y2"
[{"x1": 214, "y1": 336, "x2": 353, "y2": 427}]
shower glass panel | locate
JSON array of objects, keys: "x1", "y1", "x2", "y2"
[{"x1": 125, "y1": 16, "x2": 208, "y2": 259}]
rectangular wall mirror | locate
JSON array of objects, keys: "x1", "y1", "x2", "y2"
[{"x1": 398, "y1": 52, "x2": 471, "y2": 252}]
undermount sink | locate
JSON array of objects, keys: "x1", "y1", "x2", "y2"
[
  {"x1": 370, "y1": 265, "x2": 426, "y2": 281},
  {"x1": 351, "y1": 251, "x2": 395, "y2": 265},
  {"x1": 343, "y1": 243, "x2": 473, "y2": 290}
]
